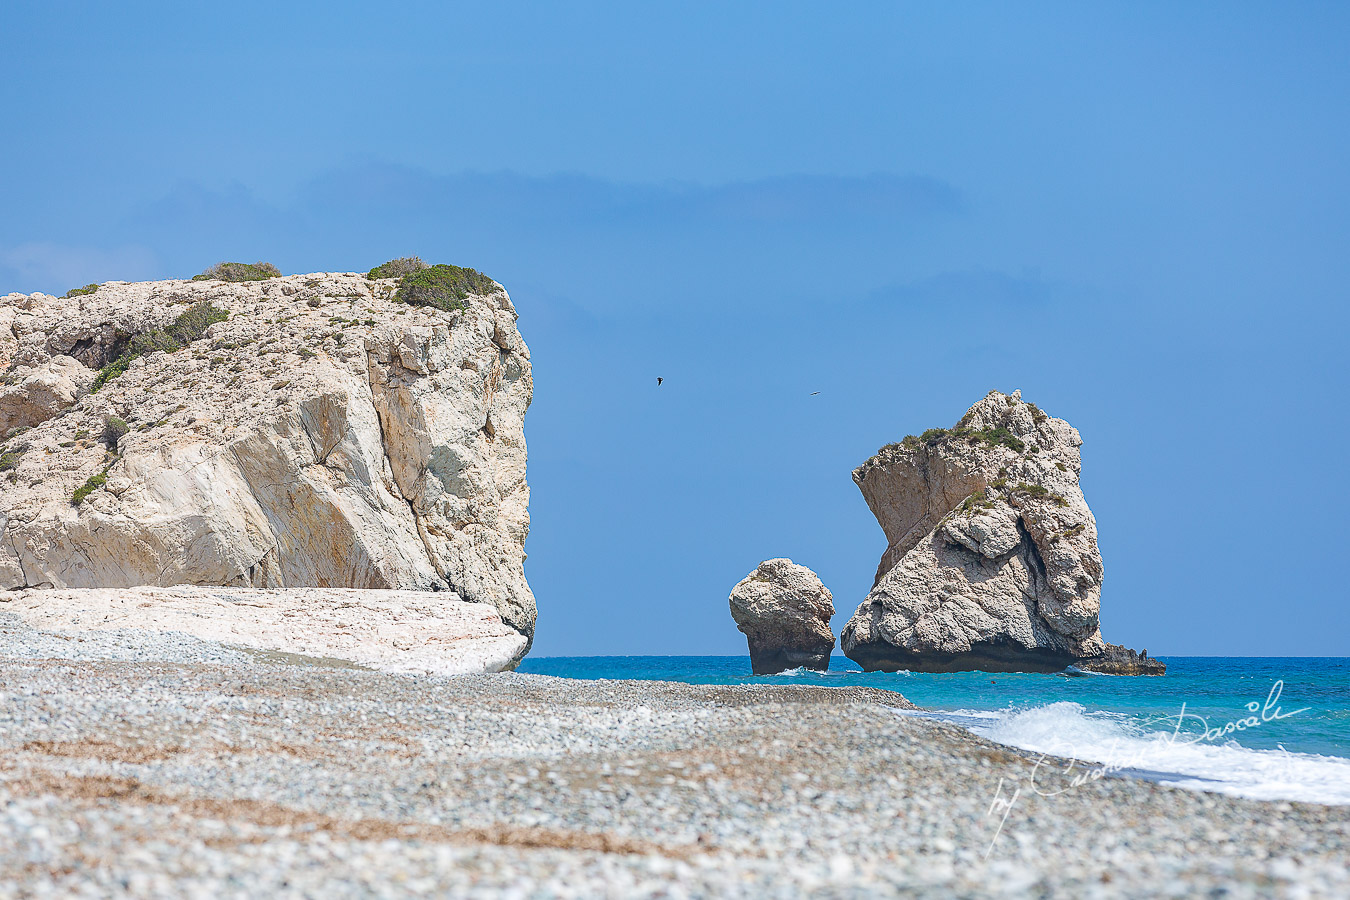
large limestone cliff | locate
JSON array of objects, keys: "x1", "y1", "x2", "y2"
[
  {"x1": 841, "y1": 390, "x2": 1162, "y2": 675},
  {"x1": 0, "y1": 270, "x2": 534, "y2": 665}
]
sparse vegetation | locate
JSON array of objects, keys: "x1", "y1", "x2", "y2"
[
  {"x1": 958, "y1": 488, "x2": 996, "y2": 515},
  {"x1": 62, "y1": 284, "x2": 100, "y2": 299},
  {"x1": 965, "y1": 426, "x2": 1025, "y2": 453},
  {"x1": 1026, "y1": 401, "x2": 1048, "y2": 424},
  {"x1": 368, "y1": 256, "x2": 429, "y2": 280},
  {"x1": 1013, "y1": 482, "x2": 1070, "y2": 507},
  {"x1": 892, "y1": 425, "x2": 1026, "y2": 454},
  {"x1": 91, "y1": 301, "x2": 229, "y2": 392},
  {"x1": 72, "y1": 467, "x2": 110, "y2": 505},
  {"x1": 395, "y1": 264, "x2": 497, "y2": 311},
  {"x1": 0, "y1": 447, "x2": 25, "y2": 471},
  {"x1": 192, "y1": 261, "x2": 281, "y2": 282}
]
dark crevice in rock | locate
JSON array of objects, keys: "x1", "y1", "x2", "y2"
[
  {"x1": 65, "y1": 334, "x2": 125, "y2": 370},
  {"x1": 1015, "y1": 516, "x2": 1047, "y2": 593}
]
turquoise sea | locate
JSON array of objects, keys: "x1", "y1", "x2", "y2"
[{"x1": 519, "y1": 656, "x2": 1350, "y2": 805}]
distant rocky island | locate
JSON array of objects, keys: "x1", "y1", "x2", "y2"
[
  {"x1": 731, "y1": 390, "x2": 1162, "y2": 675},
  {"x1": 0, "y1": 259, "x2": 535, "y2": 671}
]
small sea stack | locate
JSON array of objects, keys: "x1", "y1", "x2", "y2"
[{"x1": 729, "y1": 558, "x2": 835, "y2": 674}]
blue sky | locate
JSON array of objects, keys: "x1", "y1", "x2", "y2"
[{"x1": 3, "y1": 1, "x2": 1347, "y2": 656}]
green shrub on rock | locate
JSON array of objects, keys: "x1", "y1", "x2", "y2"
[
  {"x1": 368, "y1": 256, "x2": 429, "y2": 280},
  {"x1": 959, "y1": 489, "x2": 995, "y2": 515},
  {"x1": 887, "y1": 425, "x2": 1025, "y2": 454},
  {"x1": 62, "y1": 284, "x2": 100, "y2": 299},
  {"x1": 72, "y1": 467, "x2": 110, "y2": 505},
  {"x1": 92, "y1": 301, "x2": 229, "y2": 392},
  {"x1": 395, "y1": 264, "x2": 498, "y2": 311},
  {"x1": 192, "y1": 261, "x2": 281, "y2": 282},
  {"x1": 1013, "y1": 482, "x2": 1070, "y2": 507},
  {"x1": 963, "y1": 426, "x2": 1025, "y2": 453},
  {"x1": 164, "y1": 301, "x2": 230, "y2": 345}
]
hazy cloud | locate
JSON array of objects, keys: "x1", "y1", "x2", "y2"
[
  {"x1": 4, "y1": 166, "x2": 970, "y2": 308},
  {"x1": 867, "y1": 268, "x2": 1059, "y2": 310},
  {"x1": 297, "y1": 166, "x2": 964, "y2": 229},
  {"x1": 0, "y1": 242, "x2": 159, "y2": 296}
]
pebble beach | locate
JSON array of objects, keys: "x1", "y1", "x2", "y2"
[{"x1": 2, "y1": 614, "x2": 1347, "y2": 898}]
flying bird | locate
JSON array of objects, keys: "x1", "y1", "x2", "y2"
[
  {"x1": 657, "y1": 377, "x2": 663, "y2": 386},
  {"x1": 809, "y1": 391, "x2": 820, "y2": 396}
]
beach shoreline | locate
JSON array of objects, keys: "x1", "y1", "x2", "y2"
[{"x1": 2, "y1": 622, "x2": 1348, "y2": 897}]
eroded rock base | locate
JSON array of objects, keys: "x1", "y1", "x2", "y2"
[
  {"x1": 845, "y1": 639, "x2": 1076, "y2": 674},
  {"x1": 747, "y1": 643, "x2": 831, "y2": 675}
]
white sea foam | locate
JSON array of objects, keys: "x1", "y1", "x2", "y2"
[
  {"x1": 768, "y1": 666, "x2": 868, "y2": 678},
  {"x1": 923, "y1": 701, "x2": 1350, "y2": 805}
]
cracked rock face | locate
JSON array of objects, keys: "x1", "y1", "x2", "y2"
[
  {"x1": 729, "y1": 558, "x2": 835, "y2": 674},
  {"x1": 0, "y1": 272, "x2": 534, "y2": 665},
  {"x1": 841, "y1": 390, "x2": 1162, "y2": 675}
]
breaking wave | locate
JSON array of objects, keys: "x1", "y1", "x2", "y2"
[{"x1": 920, "y1": 701, "x2": 1350, "y2": 805}]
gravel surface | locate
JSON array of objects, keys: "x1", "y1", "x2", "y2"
[{"x1": 2, "y1": 616, "x2": 1348, "y2": 898}]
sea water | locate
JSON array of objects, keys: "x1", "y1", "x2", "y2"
[{"x1": 518, "y1": 656, "x2": 1350, "y2": 805}]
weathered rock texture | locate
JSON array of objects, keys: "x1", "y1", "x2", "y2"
[
  {"x1": 729, "y1": 558, "x2": 835, "y2": 674},
  {"x1": 841, "y1": 390, "x2": 1162, "y2": 675},
  {"x1": 0, "y1": 271, "x2": 534, "y2": 666}
]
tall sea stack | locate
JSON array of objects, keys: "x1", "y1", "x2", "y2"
[{"x1": 840, "y1": 390, "x2": 1163, "y2": 675}]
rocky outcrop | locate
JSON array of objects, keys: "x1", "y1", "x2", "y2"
[
  {"x1": 0, "y1": 356, "x2": 96, "y2": 436},
  {"x1": 0, "y1": 270, "x2": 534, "y2": 668},
  {"x1": 841, "y1": 390, "x2": 1162, "y2": 675},
  {"x1": 729, "y1": 558, "x2": 835, "y2": 674},
  {"x1": 1075, "y1": 642, "x2": 1165, "y2": 676}
]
